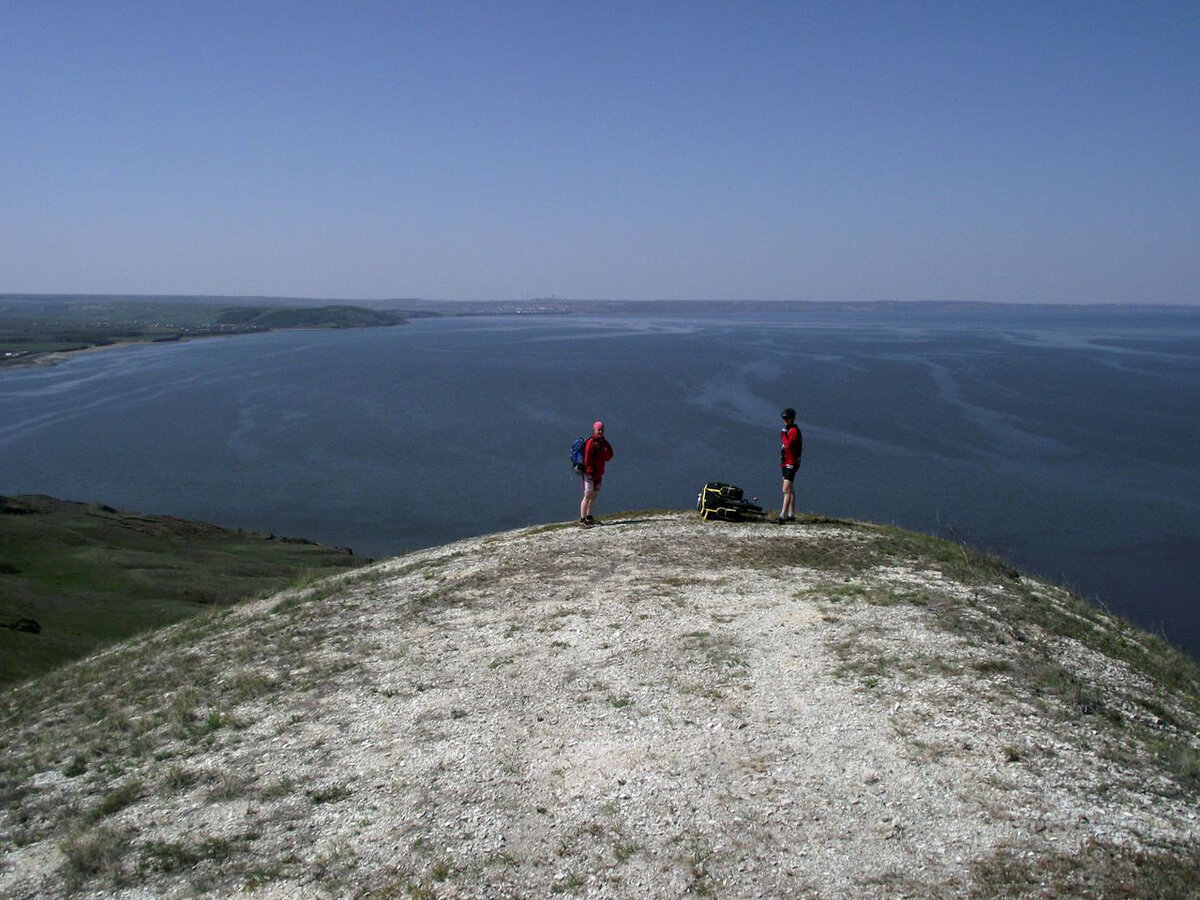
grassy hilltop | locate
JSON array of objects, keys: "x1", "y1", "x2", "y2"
[
  {"x1": 0, "y1": 495, "x2": 371, "y2": 688},
  {"x1": 1, "y1": 511, "x2": 1198, "y2": 898}
]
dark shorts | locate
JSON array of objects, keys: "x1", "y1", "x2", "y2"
[{"x1": 781, "y1": 465, "x2": 797, "y2": 482}]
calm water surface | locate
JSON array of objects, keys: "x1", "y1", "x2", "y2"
[{"x1": 3, "y1": 307, "x2": 1199, "y2": 655}]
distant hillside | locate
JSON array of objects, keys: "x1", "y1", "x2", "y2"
[
  {"x1": 214, "y1": 304, "x2": 406, "y2": 329},
  {"x1": 0, "y1": 495, "x2": 371, "y2": 688},
  {"x1": 1, "y1": 512, "x2": 1197, "y2": 898},
  {"x1": 0, "y1": 298, "x2": 412, "y2": 366}
]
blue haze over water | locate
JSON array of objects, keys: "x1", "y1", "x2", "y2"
[{"x1": 2, "y1": 305, "x2": 1199, "y2": 657}]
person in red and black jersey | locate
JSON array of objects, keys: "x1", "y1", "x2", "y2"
[
  {"x1": 778, "y1": 408, "x2": 803, "y2": 524},
  {"x1": 579, "y1": 420, "x2": 614, "y2": 527}
]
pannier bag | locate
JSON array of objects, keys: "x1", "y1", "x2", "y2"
[{"x1": 696, "y1": 482, "x2": 765, "y2": 522}]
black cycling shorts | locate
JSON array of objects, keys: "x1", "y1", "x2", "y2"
[{"x1": 781, "y1": 465, "x2": 797, "y2": 482}]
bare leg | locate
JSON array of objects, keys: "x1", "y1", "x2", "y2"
[
  {"x1": 781, "y1": 478, "x2": 794, "y2": 519},
  {"x1": 581, "y1": 479, "x2": 597, "y2": 521}
]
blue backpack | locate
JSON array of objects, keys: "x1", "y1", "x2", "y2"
[{"x1": 570, "y1": 437, "x2": 587, "y2": 475}]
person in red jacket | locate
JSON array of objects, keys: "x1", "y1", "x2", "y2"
[
  {"x1": 579, "y1": 420, "x2": 614, "y2": 528},
  {"x1": 778, "y1": 407, "x2": 803, "y2": 524}
]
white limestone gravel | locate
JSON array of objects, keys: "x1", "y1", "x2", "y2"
[{"x1": 1, "y1": 512, "x2": 1197, "y2": 899}]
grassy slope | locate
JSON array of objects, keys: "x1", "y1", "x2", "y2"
[{"x1": 0, "y1": 495, "x2": 371, "y2": 688}]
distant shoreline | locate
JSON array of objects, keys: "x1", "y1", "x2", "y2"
[
  {"x1": 390, "y1": 297, "x2": 1200, "y2": 316},
  {"x1": 2, "y1": 334, "x2": 204, "y2": 370},
  {"x1": 5, "y1": 297, "x2": 1199, "y2": 371},
  {"x1": 0, "y1": 300, "x2": 414, "y2": 371}
]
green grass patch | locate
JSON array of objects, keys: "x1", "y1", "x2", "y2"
[
  {"x1": 970, "y1": 836, "x2": 1200, "y2": 899},
  {"x1": 308, "y1": 783, "x2": 353, "y2": 804},
  {"x1": 85, "y1": 779, "x2": 142, "y2": 823},
  {"x1": 0, "y1": 494, "x2": 371, "y2": 687},
  {"x1": 59, "y1": 825, "x2": 132, "y2": 889},
  {"x1": 142, "y1": 835, "x2": 237, "y2": 873}
]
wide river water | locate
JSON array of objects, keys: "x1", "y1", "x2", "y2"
[{"x1": 2, "y1": 305, "x2": 1199, "y2": 656}]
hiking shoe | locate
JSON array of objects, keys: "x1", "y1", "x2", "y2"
[
  {"x1": 579, "y1": 517, "x2": 592, "y2": 528},
  {"x1": 585, "y1": 515, "x2": 596, "y2": 525},
  {"x1": 774, "y1": 516, "x2": 788, "y2": 525}
]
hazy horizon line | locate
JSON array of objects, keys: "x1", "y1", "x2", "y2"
[{"x1": 4, "y1": 293, "x2": 1198, "y2": 310}]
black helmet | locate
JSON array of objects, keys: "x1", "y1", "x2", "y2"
[{"x1": 781, "y1": 408, "x2": 796, "y2": 420}]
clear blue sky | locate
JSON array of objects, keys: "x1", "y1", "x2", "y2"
[{"x1": 2, "y1": 1, "x2": 1197, "y2": 303}]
